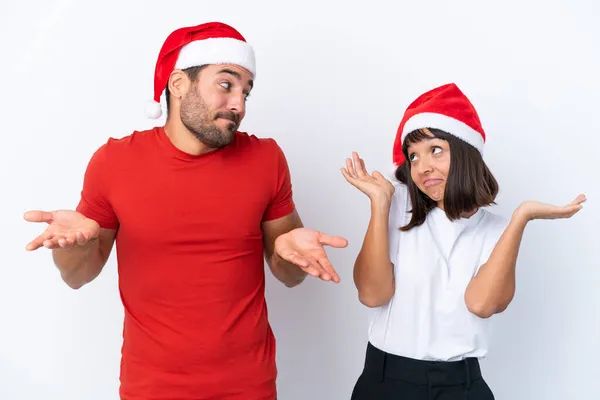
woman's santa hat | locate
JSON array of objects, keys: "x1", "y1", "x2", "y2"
[
  {"x1": 145, "y1": 21, "x2": 256, "y2": 119},
  {"x1": 392, "y1": 83, "x2": 486, "y2": 167}
]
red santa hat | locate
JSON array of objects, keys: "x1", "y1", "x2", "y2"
[
  {"x1": 145, "y1": 22, "x2": 256, "y2": 119},
  {"x1": 392, "y1": 83, "x2": 486, "y2": 167}
]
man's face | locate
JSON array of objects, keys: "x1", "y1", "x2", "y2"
[{"x1": 180, "y1": 64, "x2": 253, "y2": 149}]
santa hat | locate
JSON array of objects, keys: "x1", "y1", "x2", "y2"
[
  {"x1": 145, "y1": 22, "x2": 256, "y2": 119},
  {"x1": 391, "y1": 83, "x2": 486, "y2": 168}
]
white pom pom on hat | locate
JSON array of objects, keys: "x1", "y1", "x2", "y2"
[{"x1": 145, "y1": 100, "x2": 163, "y2": 119}]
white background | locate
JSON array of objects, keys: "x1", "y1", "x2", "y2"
[{"x1": 1, "y1": 0, "x2": 598, "y2": 399}]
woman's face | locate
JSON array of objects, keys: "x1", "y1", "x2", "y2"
[{"x1": 406, "y1": 130, "x2": 451, "y2": 207}]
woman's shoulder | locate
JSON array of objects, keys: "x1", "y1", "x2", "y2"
[
  {"x1": 390, "y1": 181, "x2": 409, "y2": 203},
  {"x1": 391, "y1": 181, "x2": 409, "y2": 199},
  {"x1": 479, "y1": 208, "x2": 510, "y2": 234},
  {"x1": 389, "y1": 181, "x2": 411, "y2": 223}
]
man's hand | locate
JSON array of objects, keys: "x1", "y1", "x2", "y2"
[
  {"x1": 274, "y1": 228, "x2": 348, "y2": 283},
  {"x1": 24, "y1": 210, "x2": 100, "y2": 251}
]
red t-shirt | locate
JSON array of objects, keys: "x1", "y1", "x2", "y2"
[{"x1": 76, "y1": 127, "x2": 295, "y2": 400}]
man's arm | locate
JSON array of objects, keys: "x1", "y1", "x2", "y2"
[
  {"x1": 262, "y1": 210, "x2": 348, "y2": 287},
  {"x1": 24, "y1": 208, "x2": 117, "y2": 290},
  {"x1": 24, "y1": 141, "x2": 120, "y2": 289},
  {"x1": 260, "y1": 140, "x2": 347, "y2": 286},
  {"x1": 53, "y1": 228, "x2": 117, "y2": 289},
  {"x1": 262, "y1": 210, "x2": 307, "y2": 287}
]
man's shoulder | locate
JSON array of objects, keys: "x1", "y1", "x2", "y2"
[
  {"x1": 105, "y1": 126, "x2": 159, "y2": 148},
  {"x1": 91, "y1": 126, "x2": 159, "y2": 159},
  {"x1": 83, "y1": 127, "x2": 160, "y2": 175},
  {"x1": 233, "y1": 131, "x2": 284, "y2": 158},
  {"x1": 234, "y1": 131, "x2": 279, "y2": 147}
]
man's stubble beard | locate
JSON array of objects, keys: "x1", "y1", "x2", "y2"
[{"x1": 180, "y1": 89, "x2": 239, "y2": 149}]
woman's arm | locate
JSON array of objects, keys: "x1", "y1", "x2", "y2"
[
  {"x1": 353, "y1": 197, "x2": 395, "y2": 307},
  {"x1": 341, "y1": 152, "x2": 397, "y2": 307},
  {"x1": 465, "y1": 194, "x2": 586, "y2": 318},
  {"x1": 464, "y1": 210, "x2": 526, "y2": 318}
]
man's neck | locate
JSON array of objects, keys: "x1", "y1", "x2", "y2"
[{"x1": 163, "y1": 117, "x2": 216, "y2": 156}]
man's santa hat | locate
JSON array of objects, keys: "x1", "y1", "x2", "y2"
[
  {"x1": 392, "y1": 83, "x2": 486, "y2": 167},
  {"x1": 145, "y1": 22, "x2": 256, "y2": 119}
]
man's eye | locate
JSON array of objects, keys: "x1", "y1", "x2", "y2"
[{"x1": 219, "y1": 82, "x2": 231, "y2": 90}]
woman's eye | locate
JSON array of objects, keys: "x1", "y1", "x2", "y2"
[
  {"x1": 432, "y1": 146, "x2": 442, "y2": 154},
  {"x1": 409, "y1": 153, "x2": 418, "y2": 162}
]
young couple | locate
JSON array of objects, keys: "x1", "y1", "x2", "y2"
[{"x1": 24, "y1": 21, "x2": 585, "y2": 400}]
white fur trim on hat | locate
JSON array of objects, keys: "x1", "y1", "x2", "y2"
[
  {"x1": 401, "y1": 112, "x2": 485, "y2": 154},
  {"x1": 175, "y1": 37, "x2": 256, "y2": 77}
]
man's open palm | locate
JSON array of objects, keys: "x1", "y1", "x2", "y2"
[
  {"x1": 275, "y1": 228, "x2": 348, "y2": 283},
  {"x1": 24, "y1": 210, "x2": 100, "y2": 251}
]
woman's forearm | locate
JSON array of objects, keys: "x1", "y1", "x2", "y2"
[{"x1": 354, "y1": 196, "x2": 395, "y2": 307}]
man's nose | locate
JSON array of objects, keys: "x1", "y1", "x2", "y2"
[{"x1": 227, "y1": 93, "x2": 246, "y2": 115}]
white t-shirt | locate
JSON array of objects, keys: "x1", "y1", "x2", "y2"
[{"x1": 367, "y1": 183, "x2": 509, "y2": 361}]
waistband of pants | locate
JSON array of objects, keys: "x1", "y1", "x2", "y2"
[{"x1": 363, "y1": 342, "x2": 482, "y2": 387}]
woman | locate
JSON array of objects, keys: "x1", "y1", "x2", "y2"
[{"x1": 341, "y1": 83, "x2": 585, "y2": 399}]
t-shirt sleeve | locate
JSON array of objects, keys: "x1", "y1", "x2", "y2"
[
  {"x1": 75, "y1": 142, "x2": 119, "y2": 229},
  {"x1": 388, "y1": 183, "x2": 409, "y2": 263},
  {"x1": 478, "y1": 214, "x2": 510, "y2": 268},
  {"x1": 262, "y1": 140, "x2": 296, "y2": 222}
]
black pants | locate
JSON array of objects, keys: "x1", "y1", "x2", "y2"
[{"x1": 351, "y1": 343, "x2": 495, "y2": 400}]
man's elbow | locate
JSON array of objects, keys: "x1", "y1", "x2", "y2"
[
  {"x1": 60, "y1": 270, "x2": 94, "y2": 290},
  {"x1": 281, "y1": 273, "x2": 307, "y2": 288},
  {"x1": 63, "y1": 277, "x2": 86, "y2": 290},
  {"x1": 283, "y1": 279, "x2": 303, "y2": 288}
]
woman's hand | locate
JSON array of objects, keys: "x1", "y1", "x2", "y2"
[
  {"x1": 341, "y1": 152, "x2": 395, "y2": 204},
  {"x1": 515, "y1": 194, "x2": 586, "y2": 221}
]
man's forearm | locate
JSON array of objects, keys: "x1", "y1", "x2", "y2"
[
  {"x1": 52, "y1": 239, "x2": 106, "y2": 289},
  {"x1": 267, "y1": 251, "x2": 307, "y2": 288}
]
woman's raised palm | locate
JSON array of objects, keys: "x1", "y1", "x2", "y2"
[{"x1": 341, "y1": 152, "x2": 395, "y2": 201}]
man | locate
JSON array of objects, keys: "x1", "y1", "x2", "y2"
[{"x1": 24, "y1": 22, "x2": 347, "y2": 400}]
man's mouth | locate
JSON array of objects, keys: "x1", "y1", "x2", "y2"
[{"x1": 215, "y1": 113, "x2": 239, "y2": 124}]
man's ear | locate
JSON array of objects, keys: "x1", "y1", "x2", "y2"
[{"x1": 168, "y1": 70, "x2": 189, "y2": 101}]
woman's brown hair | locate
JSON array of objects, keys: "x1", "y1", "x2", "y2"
[{"x1": 395, "y1": 128, "x2": 499, "y2": 231}]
